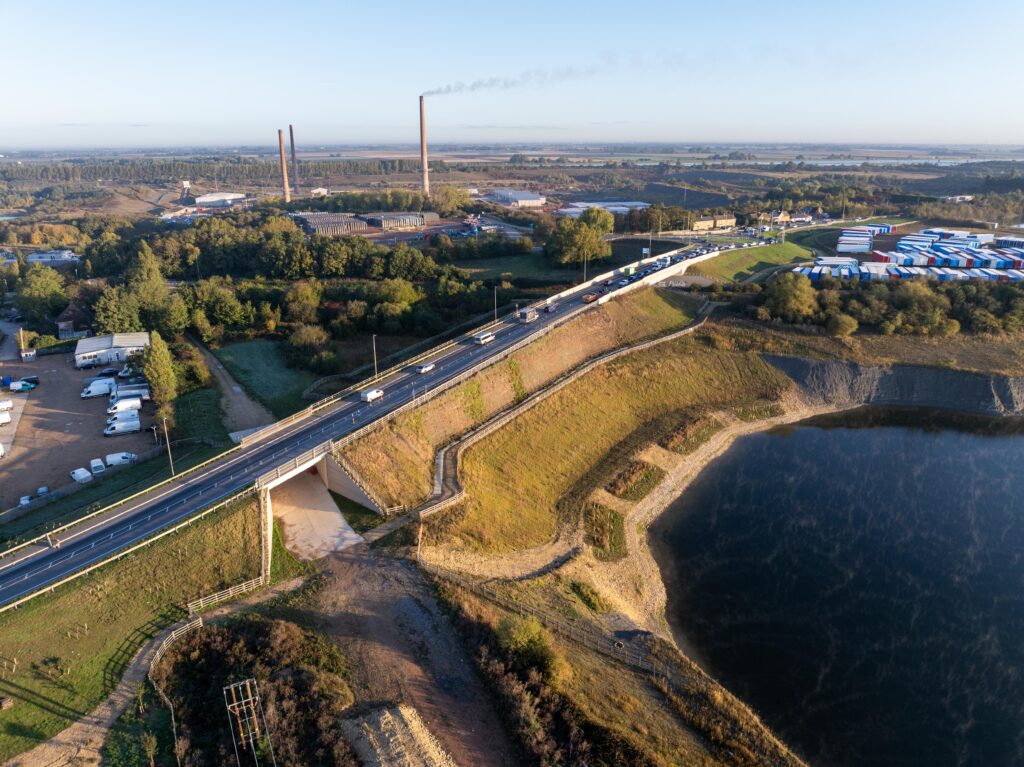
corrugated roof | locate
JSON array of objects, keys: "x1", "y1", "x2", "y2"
[{"x1": 75, "y1": 332, "x2": 151, "y2": 355}]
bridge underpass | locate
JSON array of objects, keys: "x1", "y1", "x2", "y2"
[{"x1": 258, "y1": 453, "x2": 382, "y2": 562}]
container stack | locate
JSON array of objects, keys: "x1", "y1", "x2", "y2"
[{"x1": 837, "y1": 227, "x2": 875, "y2": 253}]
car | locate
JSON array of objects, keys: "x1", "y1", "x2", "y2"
[
  {"x1": 117, "y1": 364, "x2": 133, "y2": 379},
  {"x1": 360, "y1": 388, "x2": 384, "y2": 403},
  {"x1": 36, "y1": 486, "x2": 49, "y2": 496},
  {"x1": 100, "y1": 367, "x2": 120, "y2": 377},
  {"x1": 19, "y1": 376, "x2": 39, "y2": 386},
  {"x1": 19, "y1": 496, "x2": 31, "y2": 507},
  {"x1": 90, "y1": 458, "x2": 106, "y2": 476},
  {"x1": 9, "y1": 381, "x2": 35, "y2": 392},
  {"x1": 415, "y1": 362, "x2": 435, "y2": 375},
  {"x1": 602, "y1": 279, "x2": 613, "y2": 286},
  {"x1": 544, "y1": 305, "x2": 557, "y2": 313},
  {"x1": 9, "y1": 314, "x2": 24, "y2": 323},
  {"x1": 105, "y1": 451, "x2": 138, "y2": 467},
  {"x1": 70, "y1": 467, "x2": 93, "y2": 483}
]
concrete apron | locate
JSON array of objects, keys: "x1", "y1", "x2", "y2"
[{"x1": 269, "y1": 469, "x2": 364, "y2": 559}]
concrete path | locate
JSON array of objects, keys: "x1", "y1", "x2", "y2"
[
  {"x1": 192, "y1": 341, "x2": 274, "y2": 434},
  {"x1": 271, "y1": 470, "x2": 363, "y2": 559},
  {"x1": 3, "y1": 576, "x2": 307, "y2": 767},
  {"x1": 0, "y1": 321, "x2": 21, "y2": 362},
  {"x1": 360, "y1": 514, "x2": 412, "y2": 545}
]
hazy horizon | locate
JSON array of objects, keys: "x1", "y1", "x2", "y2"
[{"x1": 3, "y1": 0, "x2": 1022, "y2": 150}]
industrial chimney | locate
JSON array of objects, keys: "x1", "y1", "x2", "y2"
[
  {"x1": 277, "y1": 129, "x2": 291, "y2": 203},
  {"x1": 419, "y1": 95, "x2": 430, "y2": 197},
  {"x1": 288, "y1": 124, "x2": 299, "y2": 195}
]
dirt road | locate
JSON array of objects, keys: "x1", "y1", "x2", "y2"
[
  {"x1": 319, "y1": 550, "x2": 521, "y2": 767},
  {"x1": 193, "y1": 342, "x2": 273, "y2": 434}
]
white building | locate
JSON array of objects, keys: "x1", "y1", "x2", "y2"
[
  {"x1": 488, "y1": 189, "x2": 546, "y2": 208},
  {"x1": 194, "y1": 192, "x2": 247, "y2": 208},
  {"x1": 74, "y1": 332, "x2": 151, "y2": 369},
  {"x1": 309, "y1": 187, "x2": 330, "y2": 198},
  {"x1": 26, "y1": 249, "x2": 79, "y2": 265},
  {"x1": 556, "y1": 201, "x2": 651, "y2": 217}
]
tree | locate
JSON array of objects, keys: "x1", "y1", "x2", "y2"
[
  {"x1": 284, "y1": 281, "x2": 322, "y2": 324},
  {"x1": 126, "y1": 242, "x2": 169, "y2": 327},
  {"x1": 93, "y1": 286, "x2": 142, "y2": 333},
  {"x1": 15, "y1": 265, "x2": 66, "y2": 325},
  {"x1": 143, "y1": 331, "x2": 178, "y2": 406},
  {"x1": 826, "y1": 312, "x2": 859, "y2": 337},
  {"x1": 578, "y1": 206, "x2": 614, "y2": 235},
  {"x1": 430, "y1": 185, "x2": 470, "y2": 217},
  {"x1": 545, "y1": 218, "x2": 611, "y2": 268},
  {"x1": 764, "y1": 273, "x2": 818, "y2": 323},
  {"x1": 158, "y1": 293, "x2": 190, "y2": 337},
  {"x1": 140, "y1": 731, "x2": 158, "y2": 767}
]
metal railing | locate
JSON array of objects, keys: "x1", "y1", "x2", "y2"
[{"x1": 187, "y1": 577, "x2": 263, "y2": 616}]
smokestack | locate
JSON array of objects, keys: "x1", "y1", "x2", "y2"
[
  {"x1": 277, "y1": 129, "x2": 291, "y2": 204},
  {"x1": 419, "y1": 95, "x2": 430, "y2": 197},
  {"x1": 288, "y1": 124, "x2": 299, "y2": 195}
]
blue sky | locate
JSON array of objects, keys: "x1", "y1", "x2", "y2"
[{"x1": 2, "y1": 0, "x2": 1022, "y2": 149}]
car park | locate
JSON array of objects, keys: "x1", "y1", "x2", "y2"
[
  {"x1": 105, "y1": 451, "x2": 137, "y2": 467},
  {"x1": 70, "y1": 467, "x2": 93, "y2": 483}
]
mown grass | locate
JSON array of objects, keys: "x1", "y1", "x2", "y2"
[
  {"x1": 342, "y1": 288, "x2": 699, "y2": 509},
  {"x1": 0, "y1": 499, "x2": 306, "y2": 762},
  {"x1": 329, "y1": 491, "x2": 382, "y2": 534},
  {"x1": 214, "y1": 339, "x2": 317, "y2": 418},
  {"x1": 691, "y1": 241, "x2": 811, "y2": 282},
  {"x1": 451, "y1": 338, "x2": 791, "y2": 553},
  {"x1": 173, "y1": 386, "x2": 231, "y2": 444}
]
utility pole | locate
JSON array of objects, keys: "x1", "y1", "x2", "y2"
[
  {"x1": 493, "y1": 286, "x2": 497, "y2": 322},
  {"x1": 162, "y1": 417, "x2": 175, "y2": 476},
  {"x1": 371, "y1": 334, "x2": 378, "y2": 380}
]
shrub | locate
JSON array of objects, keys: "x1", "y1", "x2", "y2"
[
  {"x1": 496, "y1": 616, "x2": 569, "y2": 685},
  {"x1": 825, "y1": 312, "x2": 858, "y2": 337}
]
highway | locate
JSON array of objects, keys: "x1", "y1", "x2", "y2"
[{"x1": 0, "y1": 250, "x2": 706, "y2": 609}]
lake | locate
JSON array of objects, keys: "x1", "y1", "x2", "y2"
[{"x1": 649, "y1": 409, "x2": 1024, "y2": 767}]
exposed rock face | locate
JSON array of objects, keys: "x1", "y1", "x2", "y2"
[{"x1": 765, "y1": 355, "x2": 1024, "y2": 417}]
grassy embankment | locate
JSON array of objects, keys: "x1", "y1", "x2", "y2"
[
  {"x1": 0, "y1": 500, "x2": 307, "y2": 762},
  {"x1": 690, "y1": 241, "x2": 812, "y2": 283},
  {"x1": 341, "y1": 287, "x2": 700, "y2": 508},
  {"x1": 214, "y1": 339, "x2": 318, "y2": 418}
]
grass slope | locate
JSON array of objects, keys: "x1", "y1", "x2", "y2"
[
  {"x1": 342, "y1": 288, "x2": 699, "y2": 508},
  {"x1": 0, "y1": 500, "x2": 308, "y2": 762},
  {"x1": 691, "y1": 241, "x2": 811, "y2": 282},
  {"x1": 214, "y1": 339, "x2": 317, "y2": 418},
  {"x1": 451, "y1": 336, "x2": 790, "y2": 553}
]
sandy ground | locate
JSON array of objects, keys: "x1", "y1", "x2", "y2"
[
  {"x1": 340, "y1": 705, "x2": 459, "y2": 767},
  {"x1": 4, "y1": 577, "x2": 307, "y2": 767},
  {"x1": 193, "y1": 342, "x2": 274, "y2": 434},
  {"x1": 319, "y1": 550, "x2": 521, "y2": 767},
  {"x1": 270, "y1": 470, "x2": 362, "y2": 559}
]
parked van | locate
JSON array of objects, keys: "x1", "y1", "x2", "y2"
[
  {"x1": 107, "y1": 410, "x2": 140, "y2": 426},
  {"x1": 104, "y1": 420, "x2": 142, "y2": 437},
  {"x1": 70, "y1": 467, "x2": 93, "y2": 483},
  {"x1": 0, "y1": 399, "x2": 12, "y2": 411},
  {"x1": 472, "y1": 331, "x2": 496, "y2": 345},
  {"x1": 0, "y1": 442, "x2": 6, "y2": 459},
  {"x1": 106, "y1": 452, "x2": 138, "y2": 467},
  {"x1": 360, "y1": 388, "x2": 384, "y2": 403},
  {"x1": 81, "y1": 378, "x2": 116, "y2": 399},
  {"x1": 415, "y1": 362, "x2": 435, "y2": 374},
  {"x1": 110, "y1": 384, "x2": 150, "y2": 404},
  {"x1": 106, "y1": 397, "x2": 142, "y2": 415},
  {"x1": 0, "y1": 412, "x2": 10, "y2": 427},
  {"x1": 89, "y1": 458, "x2": 106, "y2": 476}
]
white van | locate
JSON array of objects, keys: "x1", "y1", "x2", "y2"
[
  {"x1": 0, "y1": 442, "x2": 5, "y2": 459},
  {"x1": 0, "y1": 412, "x2": 11, "y2": 427},
  {"x1": 70, "y1": 467, "x2": 93, "y2": 483},
  {"x1": 106, "y1": 451, "x2": 138, "y2": 467},
  {"x1": 89, "y1": 458, "x2": 106, "y2": 476},
  {"x1": 415, "y1": 362, "x2": 435, "y2": 374},
  {"x1": 472, "y1": 331, "x2": 496, "y2": 345},
  {"x1": 0, "y1": 399, "x2": 13, "y2": 412},
  {"x1": 81, "y1": 378, "x2": 116, "y2": 399},
  {"x1": 360, "y1": 388, "x2": 384, "y2": 403},
  {"x1": 106, "y1": 397, "x2": 142, "y2": 415},
  {"x1": 107, "y1": 410, "x2": 141, "y2": 426},
  {"x1": 104, "y1": 420, "x2": 142, "y2": 437}
]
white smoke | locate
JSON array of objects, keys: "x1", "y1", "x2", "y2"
[{"x1": 421, "y1": 63, "x2": 608, "y2": 98}]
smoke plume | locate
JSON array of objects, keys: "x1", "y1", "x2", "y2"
[{"x1": 421, "y1": 63, "x2": 607, "y2": 97}]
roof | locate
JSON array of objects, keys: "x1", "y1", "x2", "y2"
[
  {"x1": 195, "y1": 192, "x2": 246, "y2": 203},
  {"x1": 75, "y1": 332, "x2": 151, "y2": 355},
  {"x1": 56, "y1": 301, "x2": 92, "y2": 326}
]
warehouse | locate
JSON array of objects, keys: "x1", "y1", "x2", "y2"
[
  {"x1": 194, "y1": 192, "x2": 247, "y2": 208},
  {"x1": 693, "y1": 215, "x2": 736, "y2": 232},
  {"x1": 556, "y1": 201, "x2": 651, "y2": 217},
  {"x1": 486, "y1": 189, "x2": 546, "y2": 208},
  {"x1": 292, "y1": 212, "x2": 369, "y2": 237},
  {"x1": 74, "y1": 332, "x2": 150, "y2": 369},
  {"x1": 360, "y1": 211, "x2": 440, "y2": 231}
]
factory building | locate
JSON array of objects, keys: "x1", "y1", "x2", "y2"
[
  {"x1": 74, "y1": 332, "x2": 150, "y2": 369},
  {"x1": 556, "y1": 201, "x2": 651, "y2": 217},
  {"x1": 194, "y1": 192, "x2": 247, "y2": 208},
  {"x1": 292, "y1": 212, "x2": 369, "y2": 237},
  {"x1": 693, "y1": 215, "x2": 737, "y2": 232},
  {"x1": 487, "y1": 189, "x2": 546, "y2": 209},
  {"x1": 360, "y1": 211, "x2": 440, "y2": 231}
]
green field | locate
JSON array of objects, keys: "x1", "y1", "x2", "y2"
[
  {"x1": 453, "y1": 251, "x2": 569, "y2": 281},
  {"x1": 214, "y1": 339, "x2": 318, "y2": 418},
  {"x1": 174, "y1": 386, "x2": 231, "y2": 443},
  {"x1": 691, "y1": 241, "x2": 812, "y2": 282},
  {"x1": 0, "y1": 500, "x2": 307, "y2": 762}
]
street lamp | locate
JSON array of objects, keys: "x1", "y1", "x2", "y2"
[
  {"x1": 162, "y1": 417, "x2": 176, "y2": 476},
  {"x1": 371, "y1": 333, "x2": 378, "y2": 380}
]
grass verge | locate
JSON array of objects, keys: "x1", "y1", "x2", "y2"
[
  {"x1": 213, "y1": 339, "x2": 317, "y2": 418},
  {"x1": 691, "y1": 241, "x2": 811, "y2": 282}
]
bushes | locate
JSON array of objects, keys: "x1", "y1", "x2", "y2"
[{"x1": 496, "y1": 616, "x2": 570, "y2": 686}]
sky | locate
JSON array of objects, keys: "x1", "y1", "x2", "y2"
[{"x1": 2, "y1": 0, "x2": 1022, "y2": 149}]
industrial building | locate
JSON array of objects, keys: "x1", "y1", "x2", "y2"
[
  {"x1": 556, "y1": 201, "x2": 651, "y2": 217},
  {"x1": 26, "y1": 249, "x2": 80, "y2": 265},
  {"x1": 360, "y1": 211, "x2": 440, "y2": 231},
  {"x1": 310, "y1": 187, "x2": 331, "y2": 198},
  {"x1": 486, "y1": 189, "x2": 546, "y2": 209},
  {"x1": 74, "y1": 332, "x2": 150, "y2": 369},
  {"x1": 693, "y1": 215, "x2": 736, "y2": 232},
  {"x1": 194, "y1": 192, "x2": 247, "y2": 208},
  {"x1": 292, "y1": 212, "x2": 369, "y2": 237}
]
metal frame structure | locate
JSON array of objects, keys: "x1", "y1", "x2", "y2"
[{"x1": 224, "y1": 677, "x2": 276, "y2": 767}]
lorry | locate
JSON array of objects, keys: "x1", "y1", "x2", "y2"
[
  {"x1": 516, "y1": 307, "x2": 539, "y2": 324},
  {"x1": 621, "y1": 265, "x2": 637, "y2": 276},
  {"x1": 104, "y1": 420, "x2": 142, "y2": 437},
  {"x1": 110, "y1": 383, "x2": 151, "y2": 404},
  {"x1": 81, "y1": 378, "x2": 116, "y2": 399},
  {"x1": 360, "y1": 388, "x2": 384, "y2": 403},
  {"x1": 107, "y1": 397, "x2": 142, "y2": 415}
]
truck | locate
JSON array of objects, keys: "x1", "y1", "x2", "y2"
[
  {"x1": 0, "y1": 399, "x2": 12, "y2": 412},
  {"x1": 0, "y1": 412, "x2": 10, "y2": 427},
  {"x1": 81, "y1": 378, "x2": 116, "y2": 399},
  {"x1": 107, "y1": 397, "x2": 142, "y2": 415},
  {"x1": 517, "y1": 307, "x2": 538, "y2": 324},
  {"x1": 110, "y1": 384, "x2": 151, "y2": 404},
  {"x1": 621, "y1": 265, "x2": 637, "y2": 276}
]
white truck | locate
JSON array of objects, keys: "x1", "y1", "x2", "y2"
[
  {"x1": 81, "y1": 378, "x2": 116, "y2": 399},
  {"x1": 0, "y1": 412, "x2": 11, "y2": 427},
  {"x1": 517, "y1": 307, "x2": 539, "y2": 324},
  {"x1": 70, "y1": 467, "x2": 93, "y2": 483},
  {"x1": 107, "y1": 397, "x2": 142, "y2": 415}
]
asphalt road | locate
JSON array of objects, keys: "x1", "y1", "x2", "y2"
[{"x1": 0, "y1": 247, "x2": 710, "y2": 608}]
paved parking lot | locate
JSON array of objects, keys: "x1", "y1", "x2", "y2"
[{"x1": 0, "y1": 353, "x2": 156, "y2": 510}]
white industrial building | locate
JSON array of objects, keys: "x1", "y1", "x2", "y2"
[
  {"x1": 194, "y1": 192, "x2": 247, "y2": 208},
  {"x1": 487, "y1": 189, "x2": 546, "y2": 208},
  {"x1": 556, "y1": 201, "x2": 650, "y2": 217},
  {"x1": 74, "y1": 332, "x2": 151, "y2": 369},
  {"x1": 26, "y1": 249, "x2": 79, "y2": 265}
]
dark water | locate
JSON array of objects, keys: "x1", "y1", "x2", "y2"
[{"x1": 649, "y1": 410, "x2": 1024, "y2": 767}]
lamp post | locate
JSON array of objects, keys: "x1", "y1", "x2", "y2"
[
  {"x1": 371, "y1": 334, "x2": 378, "y2": 380},
  {"x1": 162, "y1": 417, "x2": 175, "y2": 476}
]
